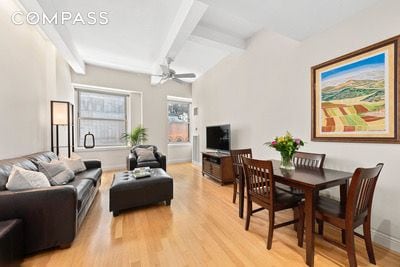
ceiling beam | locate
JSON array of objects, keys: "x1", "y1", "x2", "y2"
[
  {"x1": 18, "y1": 0, "x2": 85, "y2": 74},
  {"x1": 190, "y1": 24, "x2": 246, "y2": 52},
  {"x1": 152, "y1": 0, "x2": 208, "y2": 75}
]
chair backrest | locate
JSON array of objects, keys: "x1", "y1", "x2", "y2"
[
  {"x1": 346, "y1": 163, "x2": 384, "y2": 222},
  {"x1": 293, "y1": 152, "x2": 326, "y2": 168},
  {"x1": 242, "y1": 157, "x2": 274, "y2": 205},
  {"x1": 230, "y1": 148, "x2": 252, "y2": 179}
]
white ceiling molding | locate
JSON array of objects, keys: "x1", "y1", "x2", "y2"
[
  {"x1": 18, "y1": 0, "x2": 85, "y2": 74},
  {"x1": 152, "y1": 0, "x2": 208, "y2": 77},
  {"x1": 191, "y1": 24, "x2": 246, "y2": 52}
]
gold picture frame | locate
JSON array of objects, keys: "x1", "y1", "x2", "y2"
[{"x1": 311, "y1": 36, "x2": 400, "y2": 143}]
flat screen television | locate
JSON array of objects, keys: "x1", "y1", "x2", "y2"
[{"x1": 206, "y1": 124, "x2": 231, "y2": 152}]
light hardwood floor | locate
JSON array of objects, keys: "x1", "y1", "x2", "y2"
[{"x1": 23, "y1": 163, "x2": 400, "y2": 267}]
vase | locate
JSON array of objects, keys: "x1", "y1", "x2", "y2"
[{"x1": 280, "y1": 154, "x2": 295, "y2": 170}]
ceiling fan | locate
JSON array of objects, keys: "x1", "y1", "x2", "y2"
[{"x1": 153, "y1": 57, "x2": 196, "y2": 84}]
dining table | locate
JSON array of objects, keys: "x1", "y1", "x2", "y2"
[{"x1": 270, "y1": 160, "x2": 353, "y2": 267}]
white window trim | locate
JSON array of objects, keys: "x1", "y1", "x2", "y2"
[{"x1": 73, "y1": 83, "x2": 140, "y2": 149}]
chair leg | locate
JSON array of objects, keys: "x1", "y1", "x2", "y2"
[
  {"x1": 293, "y1": 207, "x2": 298, "y2": 231},
  {"x1": 363, "y1": 217, "x2": 376, "y2": 264},
  {"x1": 345, "y1": 229, "x2": 357, "y2": 267},
  {"x1": 267, "y1": 210, "x2": 275, "y2": 250},
  {"x1": 297, "y1": 205, "x2": 304, "y2": 247},
  {"x1": 232, "y1": 181, "x2": 237, "y2": 203},
  {"x1": 317, "y1": 219, "x2": 324, "y2": 235},
  {"x1": 245, "y1": 198, "x2": 252, "y2": 230},
  {"x1": 341, "y1": 229, "x2": 346, "y2": 244}
]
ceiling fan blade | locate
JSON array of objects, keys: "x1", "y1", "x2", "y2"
[
  {"x1": 174, "y1": 73, "x2": 196, "y2": 78},
  {"x1": 172, "y1": 78, "x2": 185, "y2": 84},
  {"x1": 160, "y1": 65, "x2": 169, "y2": 74}
]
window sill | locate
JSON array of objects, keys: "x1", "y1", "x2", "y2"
[
  {"x1": 75, "y1": 146, "x2": 130, "y2": 152},
  {"x1": 168, "y1": 143, "x2": 192, "y2": 147}
]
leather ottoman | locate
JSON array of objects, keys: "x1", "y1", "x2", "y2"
[
  {"x1": 0, "y1": 219, "x2": 23, "y2": 267},
  {"x1": 109, "y1": 168, "x2": 173, "y2": 216}
]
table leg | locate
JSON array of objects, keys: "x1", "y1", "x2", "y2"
[
  {"x1": 305, "y1": 189, "x2": 317, "y2": 267},
  {"x1": 239, "y1": 176, "x2": 245, "y2": 218}
]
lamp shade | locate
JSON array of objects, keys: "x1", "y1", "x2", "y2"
[{"x1": 52, "y1": 101, "x2": 69, "y2": 125}]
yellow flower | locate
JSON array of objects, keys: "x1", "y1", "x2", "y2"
[{"x1": 278, "y1": 137, "x2": 284, "y2": 143}]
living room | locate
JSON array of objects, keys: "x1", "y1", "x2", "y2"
[{"x1": 1, "y1": 0, "x2": 400, "y2": 266}]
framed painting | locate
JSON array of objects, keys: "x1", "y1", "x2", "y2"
[{"x1": 311, "y1": 36, "x2": 400, "y2": 143}]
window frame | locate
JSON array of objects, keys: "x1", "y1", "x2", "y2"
[
  {"x1": 167, "y1": 97, "x2": 192, "y2": 145},
  {"x1": 75, "y1": 87, "x2": 130, "y2": 148}
]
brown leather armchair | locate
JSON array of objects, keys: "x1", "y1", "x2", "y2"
[{"x1": 127, "y1": 145, "x2": 166, "y2": 171}]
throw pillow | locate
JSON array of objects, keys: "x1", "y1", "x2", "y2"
[
  {"x1": 37, "y1": 161, "x2": 75, "y2": 185},
  {"x1": 6, "y1": 166, "x2": 51, "y2": 191},
  {"x1": 54, "y1": 155, "x2": 87, "y2": 174},
  {"x1": 49, "y1": 169, "x2": 75, "y2": 186},
  {"x1": 135, "y1": 147, "x2": 156, "y2": 162}
]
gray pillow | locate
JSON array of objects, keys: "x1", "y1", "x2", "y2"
[
  {"x1": 135, "y1": 147, "x2": 157, "y2": 162},
  {"x1": 6, "y1": 166, "x2": 51, "y2": 191},
  {"x1": 37, "y1": 161, "x2": 75, "y2": 185}
]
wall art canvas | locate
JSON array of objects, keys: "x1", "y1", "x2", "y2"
[{"x1": 312, "y1": 37, "x2": 400, "y2": 143}]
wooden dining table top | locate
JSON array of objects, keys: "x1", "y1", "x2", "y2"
[{"x1": 270, "y1": 160, "x2": 353, "y2": 189}]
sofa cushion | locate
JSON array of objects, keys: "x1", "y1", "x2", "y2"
[
  {"x1": 6, "y1": 166, "x2": 51, "y2": 191},
  {"x1": 67, "y1": 178, "x2": 93, "y2": 211},
  {"x1": 75, "y1": 168, "x2": 102, "y2": 186},
  {"x1": 137, "y1": 160, "x2": 160, "y2": 168},
  {"x1": 27, "y1": 152, "x2": 58, "y2": 164}
]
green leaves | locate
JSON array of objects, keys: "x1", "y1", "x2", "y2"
[
  {"x1": 121, "y1": 125, "x2": 148, "y2": 146},
  {"x1": 266, "y1": 131, "x2": 304, "y2": 156}
]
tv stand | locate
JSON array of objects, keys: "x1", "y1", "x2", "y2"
[{"x1": 202, "y1": 152, "x2": 234, "y2": 185}]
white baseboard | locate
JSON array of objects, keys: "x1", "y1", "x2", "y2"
[
  {"x1": 168, "y1": 158, "x2": 192, "y2": 164},
  {"x1": 371, "y1": 229, "x2": 400, "y2": 253}
]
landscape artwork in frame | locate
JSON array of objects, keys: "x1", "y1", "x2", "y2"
[{"x1": 312, "y1": 37, "x2": 400, "y2": 143}]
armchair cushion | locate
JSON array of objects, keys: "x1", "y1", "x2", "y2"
[{"x1": 137, "y1": 160, "x2": 160, "y2": 168}]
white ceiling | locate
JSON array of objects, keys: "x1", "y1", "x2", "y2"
[{"x1": 34, "y1": 0, "x2": 381, "y2": 82}]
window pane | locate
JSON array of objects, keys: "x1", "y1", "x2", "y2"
[
  {"x1": 79, "y1": 91, "x2": 126, "y2": 120},
  {"x1": 168, "y1": 101, "x2": 190, "y2": 143},
  {"x1": 168, "y1": 122, "x2": 189, "y2": 142},
  {"x1": 79, "y1": 119, "x2": 126, "y2": 146}
]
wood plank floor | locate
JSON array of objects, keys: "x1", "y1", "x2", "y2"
[{"x1": 23, "y1": 163, "x2": 400, "y2": 267}]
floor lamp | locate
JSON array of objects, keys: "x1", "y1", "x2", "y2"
[{"x1": 51, "y1": 101, "x2": 75, "y2": 158}]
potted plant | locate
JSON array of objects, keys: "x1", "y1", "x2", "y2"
[
  {"x1": 121, "y1": 125, "x2": 148, "y2": 146},
  {"x1": 266, "y1": 132, "x2": 304, "y2": 170}
]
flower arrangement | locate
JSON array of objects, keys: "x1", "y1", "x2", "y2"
[{"x1": 266, "y1": 132, "x2": 304, "y2": 169}]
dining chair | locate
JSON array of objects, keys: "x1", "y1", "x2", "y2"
[
  {"x1": 276, "y1": 152, "x2": 326, "y2": 230},
  {"x1": 242, "y1": 157, "x2": 304, "y2": 249},
  {"x1": 300, "y1": 163, "x2": 384, "y2": 267},
  {"x1": 277, "y1": 152, "x2": 326, "y2": 194},
  {"x1": 230, "y1": 148, "x2": 252, "y2": 218}
]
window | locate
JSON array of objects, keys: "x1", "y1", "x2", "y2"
[
  {"x1": 77, "y1": 89, "x2": 128, "y2": 147},
  {"x1": 168, "y1": 100, "x2": 191, "y2": 143}
]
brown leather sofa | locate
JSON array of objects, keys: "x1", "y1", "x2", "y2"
[{"x1": 0, "y1": 151, "x2": 102, "y2": 255}]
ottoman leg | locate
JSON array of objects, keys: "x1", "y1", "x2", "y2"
[
  {"x1": 113, "y1": 211, "x2": 120, "y2": 217},
  {"x1": 165, "y1": 199, "x2": 171, "y2": 206}
]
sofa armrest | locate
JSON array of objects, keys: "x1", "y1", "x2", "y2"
[
  {"x1": 0, "y1": 186, "x2": 78, "y2": 254},
  {"x1": 127, "y1": 153, "x2": 137, "y2": 170},
  {"x1": 155, "y1": 152, "x2": 167, "y2": 171},
  {"x1": 84, "y1": 160, "x2": 102, "y2": 170}
]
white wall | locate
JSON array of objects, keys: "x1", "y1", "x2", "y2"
[
  {"x1": 0, "y1": 0, "x2": 73, "y2": 159},
  {"x1": 193, "y1": 0, "x2": 400, "y2": 252},
  {"x1": 72, "y1": 65, "x2": 192, "y2": 169}
]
